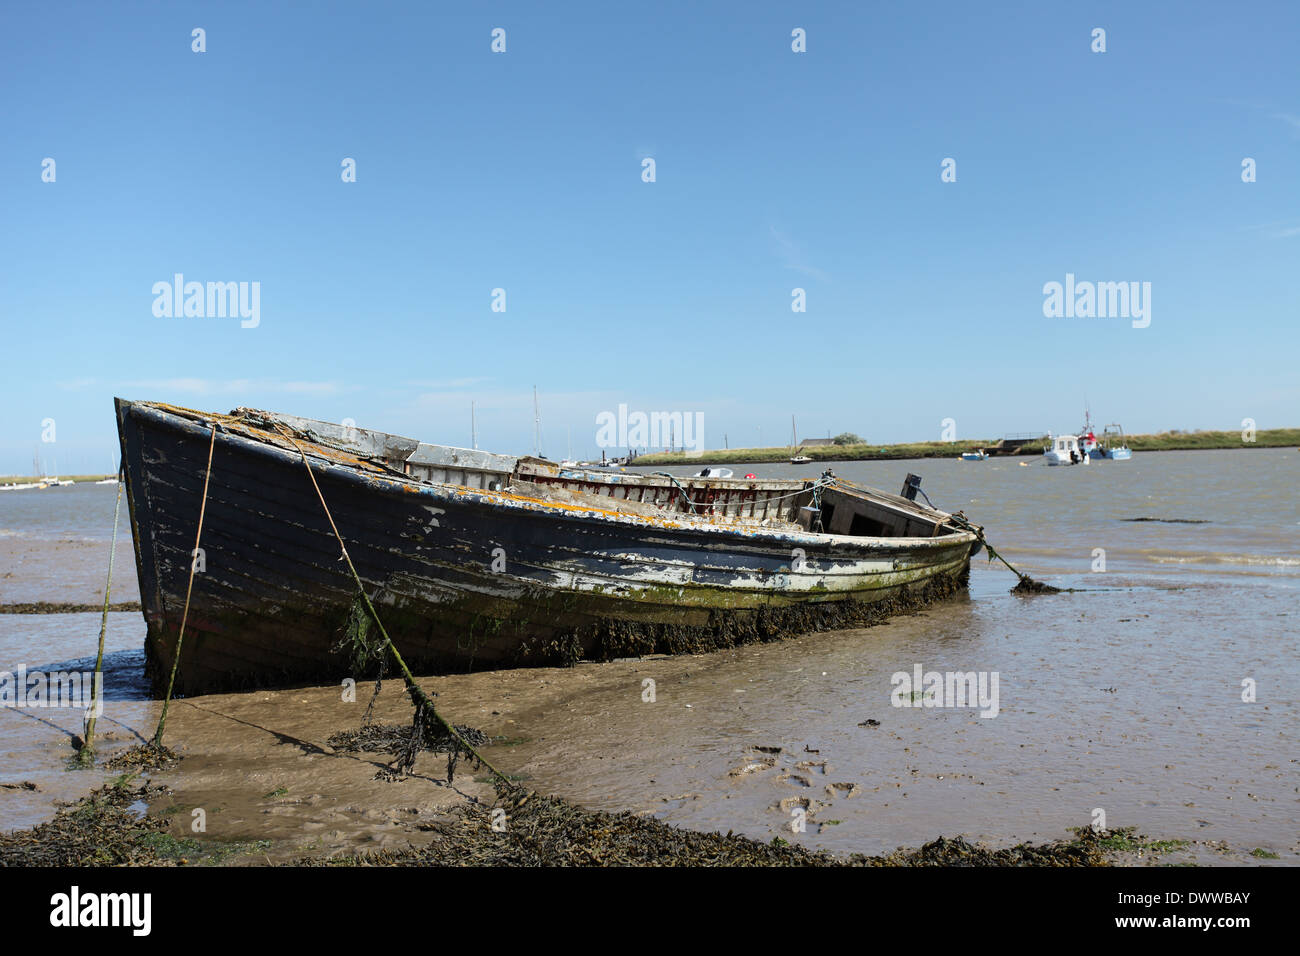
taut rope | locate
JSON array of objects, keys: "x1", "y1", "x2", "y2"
[
  {"x1": 152, "y1": 424, "x2": 218, "y2": 747},
  {"x1": 274, "y1": 424, "x2": 509, "y2": 783},
  {"x1": 77, "y1": 471, "x2": 124, "y2": 761}
]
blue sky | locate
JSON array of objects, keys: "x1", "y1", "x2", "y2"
[{"x1": 2, "y1": 0, "x2": 1298, "y2": 472}]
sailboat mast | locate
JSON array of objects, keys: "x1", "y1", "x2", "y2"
[{"x1": 533, "y1": 386, "x2": 541, "y2": 457}]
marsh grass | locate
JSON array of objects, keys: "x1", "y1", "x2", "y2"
[{"x1": 635, "y1": 428, "x2": 1300, "y2": 466}]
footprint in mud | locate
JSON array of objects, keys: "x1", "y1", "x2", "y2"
[
  {"x1": 775, "y1": 795, "x2": 832, "y2": 834},
  {"x1": 729, "y1": 746, "x2": 830, "y2": 794},
  {"x1": 825, "y1": 782, "x2": 861, "y2": 799},
  {"x1": 728, "y1": 757, "x2": 776, "y2": 777},
  {"x1": 777, "y1": 795, "x2": 828, "y2": 815}
]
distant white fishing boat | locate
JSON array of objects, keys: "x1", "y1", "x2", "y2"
[
  {"x1": 1044, "y1": 434, "x2": 1089, "y2": 466},
  {"x1": 1046, "y1": 410, "x2": 1132, "y2": 465},
  {"x1": 693, "y1": 466, "x2": 734, "y2": 478},
  {"x1": 959, "y1": 450, "x2": 988, "y2": 461}
]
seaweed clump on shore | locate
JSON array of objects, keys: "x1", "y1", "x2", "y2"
[
  {"x1": 328, "y1": 722, "x2": 488, "y2": 755},
  {"x1": 0, "y1": 780, "x2": 174, "y2": 867},
  {"x1": 856, "y1": 830, "x2": 1110, "y2": 867},
  {"x1": 0, "y1": 601, "x2": 142, "y2": 615},
  {"x1": 300, "y1": 782, "x2": 1123, "y2": 868},
  {"x1": 1011, "y1": 576, "x2": 1062, "y2": 595},
  {"x1": 309, "y1": 782, "x2": 836, "y2": 867},
  {"x1": 103, "y1": 743, "x2": 180, "y2": 773},
  {"x1": 1, "y1": 780, "x2": 1149, "y2": 868}
]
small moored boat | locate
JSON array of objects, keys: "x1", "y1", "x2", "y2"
[
  {"x1": 1090, "y1": 424, "x2": 1132, "y2": 461},
  {"x1": 1044, "y1": 433, "x2": 1088, "y2": 465},
  {"x1": 1076, "y1": 410, "x2": 1132, "y2": 461}
]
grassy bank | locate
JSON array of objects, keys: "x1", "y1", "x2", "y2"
[
  {"x1": 633, "y1": 428, "x2": 1300, "y2": 466},
  {"x1": 1126, "y1": 428, "x2": 1300, "y2": 451}
]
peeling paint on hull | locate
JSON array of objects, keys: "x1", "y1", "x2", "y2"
[{"x1": 116, "y1": 400, "x2": 979, "y2": 695}]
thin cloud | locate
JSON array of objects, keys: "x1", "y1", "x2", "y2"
[
  {"x1": 1268, "y1": 111, "x2": 1300, "y2": 134},
  {"x1": 769, "y1": 225, "x2": 829, "y2": 280},
  {"x1": 1240, "y1": 221, "x2": 1300, "y2": 239},
  {"x1": 1215, "y1": 98, "x2": 1300, "y2": 138},
  {"x1": 121, "y1": 379, "x2": 352, "y2": 396}
]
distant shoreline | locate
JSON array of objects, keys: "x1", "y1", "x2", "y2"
[
  {"x1": 631, "y1": 429, "x2": 1300, "y2": 466},
  {"x1": 3, "y1": 428, "x2": 1295, "y2": 479},
  {"x1": 0, "y1": 474, "x2": 115, "y2": 485}
]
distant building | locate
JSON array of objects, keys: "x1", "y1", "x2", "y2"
[{"x1": 799, "y1": 437, "x2": 836, "y2": 447}]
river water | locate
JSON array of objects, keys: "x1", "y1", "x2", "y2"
[{"x1": 1, "y1": 450, "x2": 1296, "y2": 861}]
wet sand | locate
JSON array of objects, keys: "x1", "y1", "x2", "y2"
[
  {"x1": 0, "y1": 535, "x2": 139, "y2": 607},
  {"x1": 4, "y1": 619, "x2": 1285, "y2": 866}
]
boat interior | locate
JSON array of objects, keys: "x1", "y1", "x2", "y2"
[
  {"x1": 509, "y1": 459, "x2": 960, "y2": 538},
  {"x1": 156, "y1": 404, "x2": 967, "y2": 540}
]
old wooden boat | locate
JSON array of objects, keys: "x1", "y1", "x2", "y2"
[{"x1": 115, "y1": 399, "x2": 983, "y2": 695}]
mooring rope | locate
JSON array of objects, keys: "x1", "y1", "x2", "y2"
[
  {"x1": 78, "y1": 471, "x2": 124, "y2": 761},
  {"x1": 652, "y1": 472, "x2": 700, "y2": 513},
  {"x1": 945, "y1": 512, "x2": 1062, "y2": 593},
  {"x1": 152, "y1": 424, "x2": 218, "y2": 748},
  {"x1": 652, "y1": 472, "x2": 837, "y2": 516},
  {"x1": 274, "y1": 424, "x2": 510, "y2": 784}
]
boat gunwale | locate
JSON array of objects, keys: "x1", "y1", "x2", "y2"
[{"x1": 119, "y1": 399, "x2": 979, "y2": 554}]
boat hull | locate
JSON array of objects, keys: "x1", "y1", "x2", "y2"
[{"x1": 117, "y1": 401, "x2": 976, "y2": 695}]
